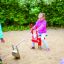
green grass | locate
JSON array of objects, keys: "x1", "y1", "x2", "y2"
[{"x1": 2, "y1": 25, "x2": 30, "y2": 32}]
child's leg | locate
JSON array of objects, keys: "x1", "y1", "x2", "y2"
[
  {"x1": 0, "y1": 31, "x2": 5, "y2": 43},
  {"x1": 31, "y1": 42, "x2": 35, "y2": 49},
  {"x1": 0, "y1": 38, "x2": 5, "y2": 43},
  {"x1": 0, "y1": 24, "x2": 5, "y2": 43},
  {"x1": 41, "y1": 33, "x2": 49, "y2": 49},
  {"x1": 32, "y1": 42, "x2": 35, "y2": 47}
]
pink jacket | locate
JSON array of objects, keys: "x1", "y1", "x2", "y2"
[{"x1": 33, "y1": 19, "x2": 47, "y2": 33}]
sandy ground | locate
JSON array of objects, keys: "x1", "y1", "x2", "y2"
[{"x1": 0, "y1": 29, "x2": 64, "y2": 64}]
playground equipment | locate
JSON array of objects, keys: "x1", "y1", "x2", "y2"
[
  {"x1": 29, "y1": 23, "x2": 42, "y2": 49},
  {"x1": 12, "y1": 40, "x2": 25, "y2": 59},
  {"x1": 12, "y1": 45, "x2": 20, "y2": 59},
  {"x1": 31, "y1": 29, "x2": 42, "y2": 48}
]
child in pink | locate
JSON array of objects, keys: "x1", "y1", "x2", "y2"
[{"x1": 31, "y1": 13, "x2": 49, "y2": 50}]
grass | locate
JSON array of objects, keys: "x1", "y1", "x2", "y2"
[
  {"x1": 2, "y1": 25, "x2": 64, "y2": 32},
  {"x1": 2, "y1": 25, "x2": 30, "y2": 32}
]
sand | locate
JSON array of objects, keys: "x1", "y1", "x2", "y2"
[{"x1": 0, "y1": 29, "x2": 64, "y2": 64}]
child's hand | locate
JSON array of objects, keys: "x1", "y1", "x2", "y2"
[
  {"x1": 29, "y1": 23, "x2": 34, "y2": 28},
  {"x1": 31, "y1": 28, "x2": 33, "y2": 33},
  {"x1": 36, "y1": 29, "x2": 38, "y2": 32}
]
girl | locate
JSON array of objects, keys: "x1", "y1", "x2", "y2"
[{"x1": 31, "y1": 12, "x2": 49, "y2": 50}]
